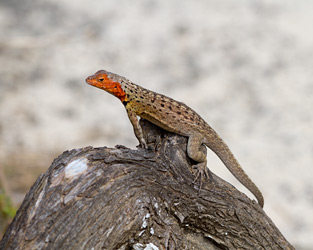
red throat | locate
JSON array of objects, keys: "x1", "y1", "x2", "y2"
[{"x1": 86, "y1": 73, "x2": 126, "y2": 102}]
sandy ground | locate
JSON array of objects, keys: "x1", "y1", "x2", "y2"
[{"x1": 0, "y1": 0, "x2": 312, "y2": 248}]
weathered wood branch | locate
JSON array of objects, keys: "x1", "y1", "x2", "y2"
[{"x1": 0, "y1": 120, "x2": 294, "y2": 250}]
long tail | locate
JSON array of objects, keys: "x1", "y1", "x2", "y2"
[{"x1": 205, "y1": 131, "x2": 264, "y2": 207}]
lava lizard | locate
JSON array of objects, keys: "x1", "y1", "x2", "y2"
[{"x1": 86, "y1": 70, "x2": 264, "y2": 207}]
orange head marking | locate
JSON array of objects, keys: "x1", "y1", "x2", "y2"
[{"x1": 86, "y1": 70, "x2": 126, "y2": 102}]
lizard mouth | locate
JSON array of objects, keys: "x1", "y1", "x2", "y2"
[
  {"x1": 85, "y1": 71, "x2": 127, "y2": 102},
  {"x1": 86, "y1": 76, "x2": 103, "y2": 89},
  {"x1": 85, "y1": 75, "x2": 107, "y2": 90},
  {"x1": 85, "y1": 76, "x2": 95, "y2": 85}
]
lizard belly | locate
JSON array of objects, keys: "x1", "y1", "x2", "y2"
[{"x1": 139, "y1": 111, "x2": 188, "y2": 136}]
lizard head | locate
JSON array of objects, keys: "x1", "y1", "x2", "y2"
[{"x1": 86, "y1": 70, "x2": 127, "y2": 102}]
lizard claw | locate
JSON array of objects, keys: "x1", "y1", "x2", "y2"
[
  {"x1": 192, "y1": 162, "x2": 211, "y2": 191},
  {"x1": 136, "y1": 138, "x2": 148, "y2": 149}
]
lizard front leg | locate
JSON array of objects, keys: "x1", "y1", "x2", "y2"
[
  {"x1": 187, "y1": 133, "x2": 210, "y2": 186},
  {"x1": 125, "y1": 106, "x2": 148, "y2": 149}
]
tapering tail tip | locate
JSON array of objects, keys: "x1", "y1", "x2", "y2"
[{"x1": 256, "y1": 190, "x2": 264, "y2": 208}]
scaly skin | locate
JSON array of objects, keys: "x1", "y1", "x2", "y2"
[{"x1": 86, "y1": 70, "x2": 264, "y2": 207}]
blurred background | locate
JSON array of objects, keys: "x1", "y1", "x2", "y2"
[{"x1": 0, "y1": 0, "x2": 312, "y2": 248}]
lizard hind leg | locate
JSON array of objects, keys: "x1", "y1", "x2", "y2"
[{"x1": 187, "y1": 134, "x2": 211, "y2": 188}]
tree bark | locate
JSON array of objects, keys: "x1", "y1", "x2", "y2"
[{"x1": 0, "y1": 119, "x2": 294, "y2": 250}]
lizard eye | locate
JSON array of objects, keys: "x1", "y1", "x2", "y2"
[{"x1": 98, "y1": 78, "x2": 104, "y2": 82}]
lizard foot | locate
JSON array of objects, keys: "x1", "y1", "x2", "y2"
[
  {"x1": 192, "y1": 162, "x2": 212, "y2": 191},
  {"x1": 136, "y1": 138, "x2": 148, "y2": 149},
  {"x1": 136, "y1": 141, "x2": 154, "y2": 151}
]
